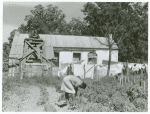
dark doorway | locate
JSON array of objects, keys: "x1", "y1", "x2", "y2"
[{"x1": 53, "y1": 52, "x2": 59, "y2": 67}]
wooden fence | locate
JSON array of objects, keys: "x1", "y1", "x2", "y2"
[
  {"x1": 3, "y1": 62, "x2": 147, "y2": 91},
  {"x1": 119, "y1": 68, "x2": 147, "y2": 90},
  {"x1": 2, "y1": 62, "x2": 57, "y2": 81}
]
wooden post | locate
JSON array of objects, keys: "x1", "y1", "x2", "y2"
[
  {"x1": 11, "y1": 59, "x2": 13, "y2": 77},
  {"x1": 70, "y1": 64, "x2": 71, "y2": 75},
  {"x1": 141, "y1": 69, "x2": 143, "y2": 75},
  {"x1": 84, "y1": 65, "x2": 85, "y2": 79},
  {"x1": 126, "y1": 61, "x2": 130, "y2": 83},
  {"x1": 41, "y1": 65, "x2": 43, "y2": 76},
  {"x1": 15, "y1": 58, "x2": 17, "y2": 75},
  {"x1": 120, "y1": 76, "x2": 121, "y2": 85},
  {"x1": 31, "y1": 64, "x2": 32, "y2": 77},
  {"x1": 122, "y1": 76, "x2": 124, "y2": 86},
  {"x1": 121, "y1": 70, "x2": 123, "y2": 86},
  {"x1": 51, "y1": 63, "x2": 53, "y2": 76},
  {"x1": 19, "y1": 61, "x2": 22, "y2": 81},
  {"x1": 125, "y1": 76, "x2": 126, "y2": 85},
  {"x1": 143, "y1": 81, "x2": 145, "y2": 90},
  {"x1": 140, "y1": 80, "x2": 142, "y2": 86}
]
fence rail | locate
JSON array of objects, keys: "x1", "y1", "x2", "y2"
[{"x1": 3, "y1": 61, "x2": 147, "y2": 91}]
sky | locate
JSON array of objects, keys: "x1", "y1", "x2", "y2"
[{"x1": 3, "y1": 1, "x2": 86, "y2": 43}]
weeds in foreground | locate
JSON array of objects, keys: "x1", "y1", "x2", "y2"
[
  {"x1": 37, "y1": 86, "x2": 57, "y2": 112},
  {"x1": 2, "y1": 73, "x2": 148, "y2": 112},
  {"x1": 74, "y1": 76, "x2": 148, "y2": 112}
]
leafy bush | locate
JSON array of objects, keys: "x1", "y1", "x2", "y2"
[
  {"x1": 2, "y1": 75, "x2": 21, "y2": 92},
  {"x1": 75, "y1": 75, "x2": 148, "y2": 112},
  {"x1": 133, "y1": 98, "x2": 147, "y2": 110},
  {"x1": 109, "y1": 91, "x2": 127, "y2": 112},
  {"x1": 126, "y1": 84, "x2": 148, "y2": 102}
]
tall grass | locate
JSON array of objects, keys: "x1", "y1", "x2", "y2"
[{"x1": 75, "y1": 74, "x2": 148, "y2": 112}]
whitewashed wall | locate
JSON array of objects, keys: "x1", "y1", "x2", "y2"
[
  {"x1": 111, "y1": 50, "x2": 118, "y2": 62},
  {"x1": 59, "y1": 51, "x2": 88, "y2": 64},
  {"x1": 59, "y1": 50, "x2": 118, "y2": 65},
  {"x1": 59, "y1": 51, "x2": 73, "y2": 64},
  {"x1": 81, "y1": 52, "x2": 88, "y2": 64},
  {"x1": 96, "y1": 50, "x2": 118, "y2": 64}
]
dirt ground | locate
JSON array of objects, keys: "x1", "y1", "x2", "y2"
[{"x1": 2, "y1": 83, "x2": 72, "y2": 112}]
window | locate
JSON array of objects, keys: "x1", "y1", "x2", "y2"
[
  {"x1": 73, "y1": 53, "x2": 81, "y2": 62},
  {"x1": 88, "y1": 52, "x2": 97, "y2": 64}
]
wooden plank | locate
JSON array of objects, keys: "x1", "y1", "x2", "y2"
[
  {"x1": 3, "y1": 62, "x2": 18, "y2": 67},
  {"x1": 84, "y1": 65, "x2": 85, "y2": 79},
  {"x1": 3, "y1": 71, "x2": 49, "y2": 74},
  {"x1": 125, "y1": 76, "x2": 126, "y2": 85},
  {"x1": 25, "y1": 40, "x2": 41, "y2": 60},
  {"x1": 25, "y1": 38, "x2": 43, "y2": 41},
  {"x1": 26, "y1": 54, "x2": 33, "y2": 62},
  {"x1": 11, "y1": 59, "x2": 13, "y2": 77},
  {"x1": 25, "y1": 40, "x2": 53, "y2": 67},
  {"x1": 3, "y1": 72, "x2": 19, "y2": 75},
  {"x1": 81, "y1": 65, "x2": 94, "y2": 78},
  {"x1": 25, "y1": 40, "x2": 44, "y2": 48},
  {"x1": 121, "y1": 70, "x2": 123, "y2": 86},
  {"x1": 143, "y1": 81, "x2": 145, "y2": 90},
  {"x1": 23, "y1": 63, "x2": 51, "y2": 66},
  {"x1": 28, "y1": 42, "x2": 45, "y2": 49},
  {"x1": 23, "y1": 41, "x2": 28, "y2": 62},
  {"x1": 24, "y1": 41, "x2": 28, "y2": 53},
  {"x1": 19, "y1": 61, "x2": 22, "y2": 81},
  {"x1": 20, "y1": 50, "x2": 35, "y2": 62},
  {"x1": 37, "y1": 41, "x2": 45, "y2": 48},
  {"x1": 28, "y1": 42, "x2": 43, "y2": 44}
]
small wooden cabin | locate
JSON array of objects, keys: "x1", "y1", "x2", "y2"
[{"x1": 8, "y1": 31, "x2": 118, "y2": 77}]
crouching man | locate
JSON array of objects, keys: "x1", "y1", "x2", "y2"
[{"x1": 61, "y1": 75, "x2": 87, "y2": 108}]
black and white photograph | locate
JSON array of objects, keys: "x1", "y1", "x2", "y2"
[{"x1": 2, "y1": 0, "x2": 148, "y2": 112}]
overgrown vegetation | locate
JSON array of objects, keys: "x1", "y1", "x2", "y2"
[
  {"x1": 73, "y1": 75, "x2": 148, "y2": 112},
  {"x1": 2, "y1": 71, "x2": 148, "y2": 112},
  {"x1": 2, "y1": 73, "x2": 61, "y2": 112},
  {"x1": 37, "y1": 86, "x2": 57, "y2": 112}
]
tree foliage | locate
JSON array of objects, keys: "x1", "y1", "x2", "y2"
[
  {"x1": 3, "y1": 42, "x2": 11, "y2": 61},
  {"x1": 5, "y1": 3, "x2": 148, "y2": 64},
  {"x1": 81, "y1": 2, "x2": 148, "y2": 63},
  {"x1": 7, "y1": 29, "x2": 17, "y2": 47},
  {"x1": 6, "y1": 4, "x2": 87, "y2": 61},
  {"x1": 65, "y1": 18, "x2": 87, "y2": 35},
  {"x1": 21, "y1": 4, "x2": 67, "y2": 34}
]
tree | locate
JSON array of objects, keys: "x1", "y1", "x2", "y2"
[
  {"x1": 22, "y1": 4, "x2": 67, "y2": 34},
  {"x1": 65, "y1": 18, "x2": 87, "y2": 35},
  {"x1": 3, "y1": 42, "x2": 11, "y2": 61},
  {"x1": 82, "y1": 2, "x2": 131, "y2": 76},
  {"x1": 20, "y1": 4, "x2": 88, "y2": 36},
  {"x1": 82, "y1": 2, "x2": 148, "y2": 75},
  {"x1": 117, "y1": 2, "x2": 148, "y2": 63},
  {"x1": 8, "y1": 29, "x2": 17, "y2": 47},
  {"x1": 130, "y1": 2, "x2": 148, "y2": 63}
]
